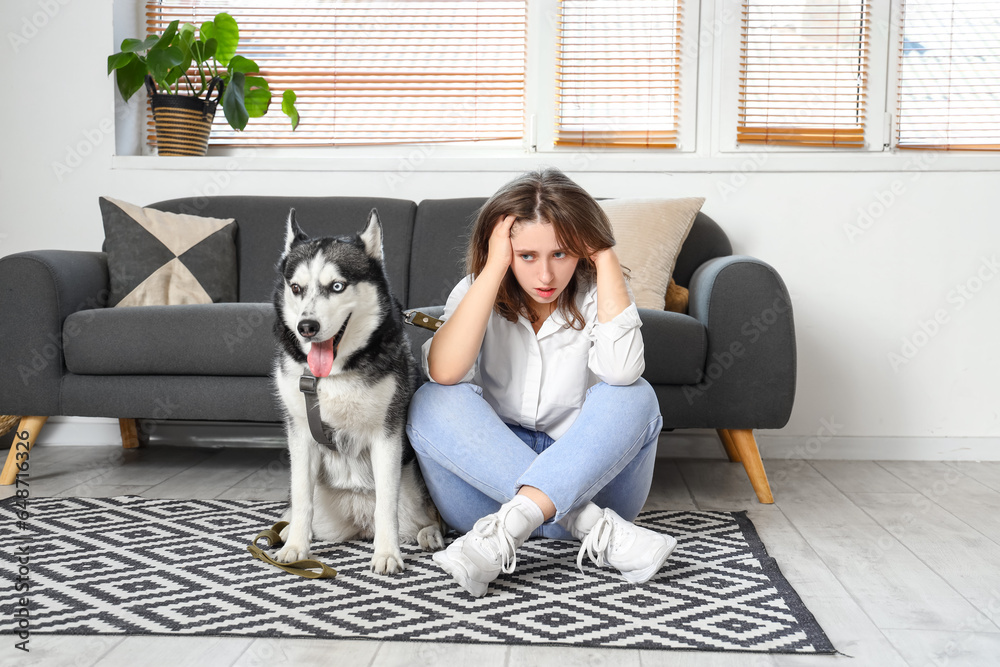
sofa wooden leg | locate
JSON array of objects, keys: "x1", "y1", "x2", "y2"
[
  {"x1": 716, "y1": 429, "x2": 742, "y2": 462},
  {"x1": 119, "y1": 418, "x2": 140, "y2": 449},
  {"x1": 1, "y1": 416, "x2": 48, "y2": 486},
  {"x1": 728, "y1": 428, "x2": 774, "y2": 504}
]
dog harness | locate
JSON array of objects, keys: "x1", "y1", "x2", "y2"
[{"x1": 299, "y1": 373, "x2": 335, "y2": 447}]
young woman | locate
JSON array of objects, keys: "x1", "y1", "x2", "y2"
[{"x1": 405, "y1": 168, "x2": 675, "y2": 597}]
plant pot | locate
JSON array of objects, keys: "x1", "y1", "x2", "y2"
[{"x1": 146, "y1": 76, "x2": 224, "y2": 156}]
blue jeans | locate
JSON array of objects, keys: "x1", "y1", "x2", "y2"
[{"x1": 405, "y1": 378, "x2": 663, "y2": 539}]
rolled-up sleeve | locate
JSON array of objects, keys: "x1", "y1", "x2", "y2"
[
  {"x1": 421, "y1": 275, "x2": 478, "y2": 384},
  {"x1": 587, "y1": 302, "x2": 645, "y2": 385}
]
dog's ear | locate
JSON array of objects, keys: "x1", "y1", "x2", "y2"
[
  {"x1": 283, "y1": 208, "x2": 309, "y2": 255},
  {"x1": 360, "y1": 208, "x2": 384, "y2": 261}
]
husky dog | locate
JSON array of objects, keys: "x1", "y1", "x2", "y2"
[{"x1": 272, "y1": 208, "x2": 443, "y2": 574}]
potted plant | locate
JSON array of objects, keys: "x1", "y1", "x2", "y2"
[{"x1": 108, "y1": 12, "x2": 299, "y2": 156}]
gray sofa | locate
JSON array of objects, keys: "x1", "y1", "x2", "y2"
[{"x1": 0, "y1": 196, "x2": 796, "y2": 502}]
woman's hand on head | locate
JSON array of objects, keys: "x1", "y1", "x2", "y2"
[
  {"x1": 485, "y1": 214, "x2": 516, "y2": 274},
  {"x1": 588, "y1": 245, "x2": 619, "y2": 270}
]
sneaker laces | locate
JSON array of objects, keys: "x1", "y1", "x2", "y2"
[
  {"x1": 576, "y1": 509, "x2": 618, "y2": 572},
  {"x1": 472, "y1": 514, "x2": 518, "y2": 575}
]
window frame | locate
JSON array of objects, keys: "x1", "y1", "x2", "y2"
[
  {"x1": 113, "y1": 0, "x2": 1000, "y2": 172},
  {"x1": 888, "y1": 0, "x2": 1000, "y2": 151},
  {"x1": 718, "y1": 0, "x2": 892, "y2": 153}
]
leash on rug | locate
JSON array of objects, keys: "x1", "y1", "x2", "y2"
[{"x1": 247, "y1": 521, "x2": 338, "y2": 579}]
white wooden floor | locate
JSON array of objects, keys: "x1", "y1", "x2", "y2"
[{"x1": 4, "y1": 443, "x2": 1000, "y2": 667}]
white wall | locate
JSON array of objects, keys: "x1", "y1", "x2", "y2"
[{"x1": 2, "y1": 0, "x2": 999, "y2": 458}]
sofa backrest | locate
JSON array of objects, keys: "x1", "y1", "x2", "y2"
[
  {"x1": 673, "y1": 211, "x2": 732, "y2": 288},
  {"x1": 407, "y1": 199, "x2": 735, "y2": 307},
  {"x1": 142, "y1": 195, "x2": 732, "y2": 308},
  {"x1": 146, "y1": 196, "x2": 417, "y2": 303},
  {"x1": 408, "y1": 197, "x2": 486, "y2": 308}
]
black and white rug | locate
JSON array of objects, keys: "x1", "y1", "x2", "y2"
[{"x1": 0, "y1": 496, "x2": 835, "y2": 653}]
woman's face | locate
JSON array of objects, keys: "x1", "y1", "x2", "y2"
[{"x1": 509, "y1": 220, "x2": 579, "y2": 315}]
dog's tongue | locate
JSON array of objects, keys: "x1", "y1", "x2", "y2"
[{"x1": 308, "y1": 338, "x2": 336, "y2": 378}]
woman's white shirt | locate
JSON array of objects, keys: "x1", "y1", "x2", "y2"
[{"x1": 421, "y1": 274, "x2": 645, "y2": 440}]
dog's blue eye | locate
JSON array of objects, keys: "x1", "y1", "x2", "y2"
[{"x1": 331, "y1": 281, "x2": 346, "y2": 293}]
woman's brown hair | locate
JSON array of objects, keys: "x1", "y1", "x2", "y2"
[{"x1": 467, "y1": 168, "x2": 619, "y2": 329}]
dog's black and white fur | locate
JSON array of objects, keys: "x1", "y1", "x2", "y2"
[{"x1": 272, "y1": 208, "x2": 443, "y2": 574}]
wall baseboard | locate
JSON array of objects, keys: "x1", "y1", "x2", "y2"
[
  {"x1": 658, "y1": 431, "x2": 1000, "y2": 461},
  {"x1": 28, "y1": 417, "x2": 1000, "y2": 461}
]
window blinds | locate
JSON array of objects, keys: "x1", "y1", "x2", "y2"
[
  {"x1": 145, "y1": 0, "x2": 527, "y2": 147},
  {"x1": 738, "y1": 0, "x2": 870, "y2": 148},
  {"x1": 555, "y1": 0, "x2": 682, "y2": 148},
  {"x1": 896, "y1": 0, "x2": 1000, "y2": 150}
]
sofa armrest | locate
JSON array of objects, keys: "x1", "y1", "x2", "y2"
[
  {"x1": 686, "y1": 255, "x2": 796, "y2": 428},
  {"x1": 0, "y1": 251, "x2": 109, "y2": 416}
]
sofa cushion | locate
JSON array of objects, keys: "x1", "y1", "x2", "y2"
[
  {"x1": 637, "y1": 309, "x2": 707, "y2": 385},
  {"x1": 99, "y1": 197, "x2": 238, "y2": 307},
  {"x1": 63, "y1": 304, "x2": 275, "y2": 376},
  {"x1": 404, "y1": 305, "x2": 705, "y2": 385},
  {"x1": 599, "y1": 197, "x2": 705, "y2": 310}
]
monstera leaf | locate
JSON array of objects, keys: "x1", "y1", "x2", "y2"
[
  {"x1": 223, "y1": 71, "x2": 250, "y2": 131},
  {"x1": 201, "y1": 13, "x2": 238, "y2": 67},
  {"x1": 282, "y1": 90, "x2": 300, "y2": 130}
]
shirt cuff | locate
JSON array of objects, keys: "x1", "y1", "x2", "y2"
[{"x1": 590, "y1": 302, "x2": 642, "y2": 342}]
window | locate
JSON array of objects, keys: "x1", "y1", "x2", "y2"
[
  {"x1": 135, "y1": 0, "x2": 1000, "y2": 157},
  {"x1": 737, "y1": 0, "x2": 870, "y2": 148},
  {"x1": 554, "y1": 0, "x2": 683, "y2": 148},
  {"x1": 146, "y1": 0, "x2": 527, "y2": 147},
  {"x1": 895, "y1": 0, "x2": 1000, "y2": 150}
]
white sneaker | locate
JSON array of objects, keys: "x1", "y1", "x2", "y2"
[
  {"x1": 576, "y1": 508, "x2": 676, "y2": 584},
  {"x1": 433, "y1": 497, "x2": 540, "y2": 597}
]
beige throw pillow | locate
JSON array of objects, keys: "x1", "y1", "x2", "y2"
[{"x1": 599, "y1": 197, "x2": 705, "y2": 310}]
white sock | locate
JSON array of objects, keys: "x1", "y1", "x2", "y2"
[
  {"x1": 558, "y1": 502, "x2": 604, "y2": 540},
  {"x1": 498, "y1": 494, "x2": 545, "y2": 545}
]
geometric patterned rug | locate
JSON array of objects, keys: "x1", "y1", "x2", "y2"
[{"x1": 0, "y1": 496, "x2": 836, "y2": 653}]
